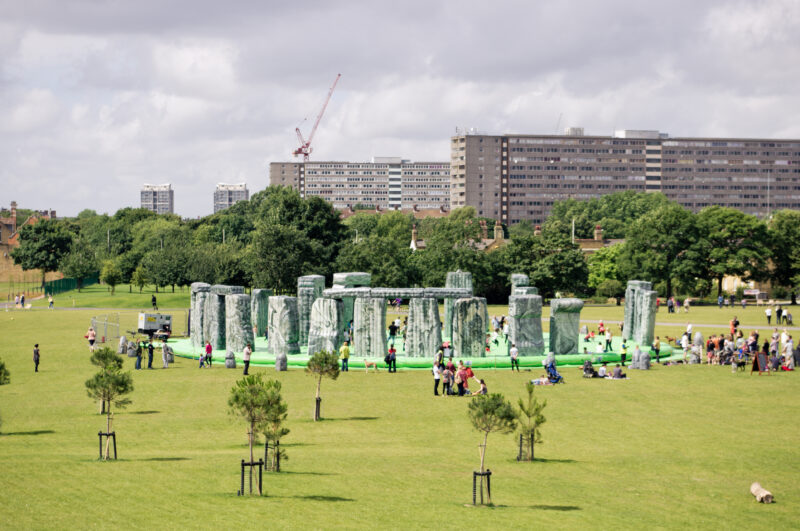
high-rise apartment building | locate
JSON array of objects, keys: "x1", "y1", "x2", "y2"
[
  {"x1": 269, "y1": 158, "x2": 450, "y2": 210},
  {"x1": 214, "y1": 183, "x2": 249, "y2": 213},
  {"x1": 140, "y1": 184, "x2": 174, "y2": 215},
  {"x1": 451, "y1": 129, "x2": 800, "y2": 225}
]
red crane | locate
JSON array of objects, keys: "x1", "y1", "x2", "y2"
[{"x1": 293, "y1": 73, "x2": 341, "y2": 161}]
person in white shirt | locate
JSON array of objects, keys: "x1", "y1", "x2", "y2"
[
  {"x1": 432, "y1": 363, "x2": 441, "y2": 395},
  {"x1": 598, "y1": 363, "x2": 608, "y2": 378},
  {"x1": 509, "y1": 344, "x2": 520, "y2": 372}
]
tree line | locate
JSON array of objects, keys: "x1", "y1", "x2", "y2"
[{"x1": 11, "y1": 188, "x2": 800, "y2": 300}]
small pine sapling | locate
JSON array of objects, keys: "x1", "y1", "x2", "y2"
[{"x1": 467, "y1": 393, "x2": 517, "y2": 505}]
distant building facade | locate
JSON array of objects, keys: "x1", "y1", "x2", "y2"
[
  {"x1": 269, "y1": 158, "x2": 450, "y2": 210},
  {"x1": 451, "y1": 129, "x2": 800, "y2": 225},
  {"x1": 214, "y1": 183, "x2": 249, "y2": 213},
  {"x1": 140, "y1": 184, "x2": 174, "y2": 215}
]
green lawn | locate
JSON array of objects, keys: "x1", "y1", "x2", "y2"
[
  {"x1": 1, "y1": 307, "x2": 798, "y2": 529},
  {"x1": 28, "y1": 283, "x2": 192, "y2": 310}
]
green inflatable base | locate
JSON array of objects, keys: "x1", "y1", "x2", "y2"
[{"x1": 169, "y1": 334, "x2": 676, "y2": 370}]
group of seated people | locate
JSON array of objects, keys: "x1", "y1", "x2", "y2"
[{"x1": 582, "y1": 360, "x2": 627, "y2": 379}]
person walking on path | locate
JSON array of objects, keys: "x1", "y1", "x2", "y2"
[
  {"x1": 151, "y1": 294, "x2": 158, "y2": 310},
  {"x1": 147, "y1": 341, "x2": 154, "y2": 369},
  {"x1": 510, "y1": 343, "x2": 520, "y2": 371},
  {"x1": 339, "y1": 341, "x2": 350, "y2": 372},
  {"x1": 242, "y1": 343, "x2": 252, "y2": 375},
  {"x1": 432, "y1": 362, "x2": 440, "y2": 396},
  {"x1": 48, "y1": 294, "x2": 54, "y2": 309},
  {"x1": 33, "y1": 344, "x2": 40, "y2": 372}
]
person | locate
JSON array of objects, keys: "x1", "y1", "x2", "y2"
[
  {"x1": 783, "y1": 335, "x2": 795, "y2": 370},
  {"x1": 14, "y1": 294, "x2": 19, "y2": 308},
  {"x1": 33, "y1": 343, "x2": 40, "y2": 372},
  {"x1": 339, "y1": 341, "x2": 350, "y2": 372},
  {"x1": 502, "y1": 321, "x2": 509, "y2": 342},
  {"x1": 532, "y1": 374, "x2": 552, "y2": 386},
  {"x1": 86, "y1": 327, "x2": 97, "y2": 352},
  {"x1": 509, "y1": 343, "x2": 520, "y2": 372},
  {"x1": 242, "y1": 343, "x2": 252, "y2": 375},
  {"x1": 604, "y1": 329, "x2": 612, "y2": 353},
  {"x1": 161, "y1": 339, "x2": 169, "y2": 368},
  {"x1": 455, "y1": 363, "x2": 468, "y2": 396},
  {"x1": 620, "y1": 340, "x2": 628, "y2": 366},
  {"x1": 432, "y1": 362, "x2": 441, "y2": 396},
  {"x1": 48, "y1": 294, "x2": 54, "y2": 309},
  {"x1": 441, "y1": 364, "x2": 453, "y2": 395},
  {"x1": 465, "y1": 360, "x2": 478, "y2": 387},
  {"x1": 742, "y1": 298, "x2": 747, "y2": 309},
  {"x1": 598, "y1": 321, "x2": 606, "y2": 334},
  {"x1": 205, "y1": 341, "x2": 212, "y2": 369},
  {"x1": 342, "y1": 328, "x2": 350, "y2": 344},
  {"x1": 388, "y1": 322, "x2": 399, "y2": 343},
  {"x1": 387, "y1": 344, "x2": 397, "y2": 373},
  {"x1": 135, "y1": 342, "x2": 143, "y2": 370},
  {"x1": 680, "y1": 333, "x2": 690, "y2": 362},
  {"x1": 598, "y1": 362, "x2": 608, "y2": 378},
  {"x1": 147, "y1": 341, "x2": 154, "y2": 369},
  {"x1": 204, "y1": 343, "x2": 213, "y2": 368},
  {"x1": 583, "y1": 359, "x2": 601, "y2": 378},
  {"x1": 667, "y1": 297, "x2": 674, "y2": 314},
  {"x1": 198, "y1": 348, "x2": 205, "y2": 368},
  {"x1": 151, "y1": 294, "x2": 158, "y2": 310},
  {"x1": 684, "y1": 298, "x2": 690, "y2": 313},
  {"x1": 686, "y1": 322, "x2": 693, "y2": 336},
  {"x1": 765, "y1": 307, "x2": 772, "y2": 325},
  {"x1": 718, "y1": 294, "x2": 724, "y2": 309},
  {"x1": 611, "y1": 364, "x2": 626, "y2": 379},
  {"x1": 595, "y1": 341, "x2": 604, "y2": 356},
  {"x1": 446, "y1": 356, "x2": 455, "y2": 373},
  {"x1": 730, "y1": 294, "x2": 736, "y2": 307},
  {"x1": 473, "y1": 379, "x2": 488, "y2": 395},
  {"x1": 776, "y1": 305, "x2": 783, "y2": 324},
  {"x1": 769, "y1": 351, "x2": 782, "y2": 371},
  {"x1": 435, "y1": 346, "x2": 444, "y2": 368},
  {"x1": 652, "y1": 336, "x2": 661, "y2": 364},
  {"x1": 656, "y1": 297, "x2": 661, "y2": 312},
  {"x1": 20, "y1": 294, "x2": 25, "y2": 308}
]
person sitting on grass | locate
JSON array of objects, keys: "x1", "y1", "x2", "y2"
[
  {"x1": 769, "y1": 352, "x2": 782, "y2": 372},
  {"x1": 598, "y1": 362, "x2": 608, "y2": 378},
  {"x1": 531, "y1": 374, "x2": 552, "y2": 386},
  {"x1": 473, "y1": 379, "x2": 488, "y2": 396},
  {"x1": 582, "y1": 359, "x2": 600, "y2": 378},
  {"x1": 611, "y1": 364, "x2": 627, "y2": 379}
]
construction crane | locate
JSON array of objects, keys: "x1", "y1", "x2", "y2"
[{"x1": 293, "y1": 73, "x2": 341, "y2": 161}]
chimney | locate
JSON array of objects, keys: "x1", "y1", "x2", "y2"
[
  {"x1": 413, "y1": 204, "x2": 419, "y2": 212},
  {"x1": 494, "y1": 220, "x2": 503, "y2": 241},
  {"x1": 9, "y1": 201, "x2": 17, "y2": 232},
  {"x1": 480, "y1": 220, "x2": 488, "y2": 239},
  {"x1": 534, "y1": 225, "x2": 542, "y2": 237},
  {"x1": 594, "y1": 224, "x2": 603, "y2": 241}
]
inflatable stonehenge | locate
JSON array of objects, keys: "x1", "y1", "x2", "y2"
[{"x1": 189, "y1": 272, "x2": 655, "y2": 360}]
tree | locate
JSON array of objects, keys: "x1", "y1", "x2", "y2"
[
  {"x1": 89, "y1": 347, "x2": 125, "y2": 413},
  {"x1": 85, "y1": 361, "x2": 134, "y2": 460},
  {"x1": 696, "y1": 206, "x2": 771, "y2": 297},
  {"x1": 767, "y1": 210, "x2": 800, "y2": 299},
  {"x1": 11, "y1": 219, "x2": 74, "y2": 286},
  {"x1": 261, "y1": 380, "x2": 290, "y2": 472},
  {"x1": 587, "y1": 243, "x2": 627, "y2": 291},
  {"x1": 59, "y1": 239, "x2": 99, "y2": 291},
  {"x1": 249, "y1": 224, "x2": 315, "y2": 293},
  {"x1": 620, "y1": 205, "x2": 702, "y2": 297},
  {"x1": 467, "y1": 393, "x2": 517, "y2": 505},
  {"x1": 596, "y1": 279, "x2": 625, "y2": 300},
  {"x1": 0, "y1": 357, "x2": 10, "y2": 385},
  {"x1": 516, "y1": 383, "x2": 546, "y2": 461},
  {"x1": 228, "y1": 374, "x2": 278, "y2": 494},
  {"x1": 305, "y1": 350, "x2": 340, "y2": 421},
  {"x1": 131, "y1": 265, "x2": 148, "y2": 293},
  {"x1": 100, "y1": 260, "x2": 122, "y2": 294}
]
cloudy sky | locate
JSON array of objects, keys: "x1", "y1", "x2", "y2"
[{"x1": 2, "y1": 0, "x2": 799, "y2": 218}]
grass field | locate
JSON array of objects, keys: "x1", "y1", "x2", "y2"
[{"x1": 1, "y1": 302, "x2": 799, "y2": 529}]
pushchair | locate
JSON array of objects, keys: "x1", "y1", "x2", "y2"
[{"x1": 546, "y1": 362, "x2": 565, "y2": 384}]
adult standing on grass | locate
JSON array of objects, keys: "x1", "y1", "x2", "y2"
[
  {"x1": 684, "y1": 298, "x2": 690, "y2": 313},
  {"x1": 387, "y1": 344, "x2": 397, "y2": 373},
  {"x1": 204, "y1": 341, "x2": 212, "y2": 369},
  {"x1": 147, "y1": 341, "x2": 154, "y2": 369},
  {"x1": 339, "y1": 341, "x2": 350, "y2": 372},
  {"x1": 86, "y1": 327, "x2": 96, "y2": 352},
  {"x1": 510, "y1": 343, "x2": 520, "y2": 372},
  {"x1": 243, "y1": 343, "x2": 252, "y2": 375},
  {"x1": 432, "y1": 362, "x2": 440, "y2": 395},
  {"x1": 652, "y1": 336, "x2": 661, "y2": 364},
  {"x1": 441, "y1": 364, "x2": 453, "y2": 396},
  {"x1": 604, "y1": 329, "x2": 613, "y2": 353},
  {"x1": 455, "y1": 362, "x2": 468, "y2": 396},
  {"x1": 776, "y1": 305, "x2": 783, "y2": 324},
  {"x1": 48, "y1": 294, "x2": 54, "y2": 309},
  {"x1": 151, "y1": 294, "x2": 158, "y2": 310},
  {"x1": 33, "y1": 344, "x2": 40, "y2": 372},
  {"x1": 765, "y1": 307, "x2": 772, "y2": 325},
  {"x1": 135, "y1": 342, "x2": 143, "y2": 370}
]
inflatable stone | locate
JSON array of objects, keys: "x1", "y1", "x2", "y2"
[
  {"x1": 549, "y1": 298, "x2": 584, "y2": 355},
  {"x1": 225, "y1": 294, "x2": 254, "y2": 353},
  {"x1": 444, "y1": 271, "x2": 473, "y2": 340},
  {"x1": 307, "y1": 298, "x2": 343, "y2": 355},
  {"x1": 693, "y1": 331, "x2": 704, "y2": 348},
  {"x1": 225, "y1": 350, "x2": 236, "y2": 369},
  {"x1": 275, "y1": 352, "x2": 288, "y2": 372},
  {"x1": 508, "y1": 294, "x2": 544, "y2": 356},
  {"x1": 406, "y1": 297, "x2": 442, "y2": 358},
  {"x1": 203, "y1": 285, "x2": 243, "y2": 351},
  {"x1": 298, "y1": 275, "x2": 325, "y2": 345},
  {"x1": 634, "y1": 289, "x2": 658, "y2": 346},
  {"x1": 332, "y1": 272, "x2": 371, "y2": 330},
  {"x1": 353, "y1": 297, "x2": 386, "y2": 359},
  {"x1": 452, "y1": 297, "x2": 488, "y2": 358},
  {"x1": 511, "y1": 273, "x2": 529, "y2": 288},
  {"x1": 126, "y1": 341, "x2": 138, "y2": 357},
  {"x1": 689, "y1": 345, "x2": 702, "y2": 364},
  {"x1": 118, "y1": 335, "x2": 127, "y2": 354},
  {"x1": 268, "y1": 296, "x2": 300, "y2": 355},
  {"x1": 190, "y1": 282, "x2": 211, "y2": 348},
  {"x1": 251, "y1": 288, "x2": 271, "y2": 338},
  {"x1": 162, "y1": 344, "x2": 174, "y2": 363},
  {"x1": 544, "y1": 352, "x2": 556, "y2": 367}
]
